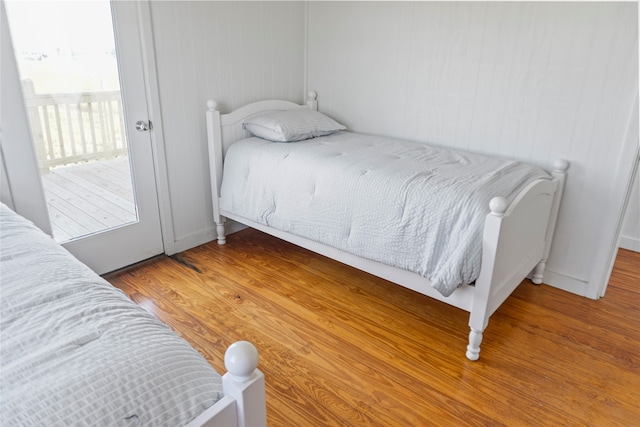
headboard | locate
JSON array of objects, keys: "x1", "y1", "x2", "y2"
[
  {"x1": 206, "y1": 91, "x2": 319, "y2": 237},
  {"x1": 207, "y1": 91, "x2": 318, "y2": 158}
]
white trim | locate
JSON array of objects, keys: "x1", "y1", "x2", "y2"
[
  {"x1": 540, "y1": 269, "x2": 590, "y2": 298},
  {"x1": 619, "y1": 235, "x2": 640, "y2": 252},
  {"x1": 303, "y1": 1, "x2": 309, "y2": 98},
  {"x1": 0, "y1": 142, "x2": 15, "y2": 210},
  {"x1": 592, "y1": 5, "x2": 640, "y2": 297},
  {"x1": 0, "y1": 2, "x2": 51, "y2": 235},
  {"x1": 170, "y1": 229, "x2": 216, "y2": 255},
  {"x1": 619, "y1": 147, "x2": 640, "y2": 253},
  {"x1": 592, "y1": 90, "x2": 639, "y2": 299},
  {"x1": 169, "y1": 222, "x2": 247, "y2": 255},
  {"x1": 136, "y1": 0, "x2": 176, "y2": 255}
]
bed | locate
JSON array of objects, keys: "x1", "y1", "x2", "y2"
[
  {"x1": 206, "y1": 91, "x2": 569, "y2": 361},
  {"x1": 0, "y1": 203, "x2": 266, "y2": 427}
]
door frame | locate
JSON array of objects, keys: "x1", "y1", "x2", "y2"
[
  {"x1": 596, "y1": 92, "x2": 640, "y2": 298},
  {"x1": 0, "y1": 1, "x2": 51, "y2": 234},
  {"x1": 1, "y1": 0, "x2": 175, "y2": 273},
  {"x1": 596, "y1": 5, "x2": 640, "y2": 297},
  {"x1": 133, "y1": 0, "x2": 176, "y2": 255},
  {"x1": 59, "y1": 0, "x2": 170, "y2": 274}
]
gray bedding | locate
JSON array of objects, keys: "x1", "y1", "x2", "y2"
[
  {"x1": 220, "y1": 131, "x2": 550, "y2": 296},
  {"x1": 0, "y1": 203, "x2": 223, "y2": 426}
]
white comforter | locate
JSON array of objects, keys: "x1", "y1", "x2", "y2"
[
  {"x1": 220, "y1": 131, "x2": 550, "y2": 297},
  {"x1": 0, "y1": 204, "x2": 223, "y2": 426}
]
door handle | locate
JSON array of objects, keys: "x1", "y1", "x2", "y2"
[{"x1": 135, "y1": 120, "x2": 151, "y2": 132}]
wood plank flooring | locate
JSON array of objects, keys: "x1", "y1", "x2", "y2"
[
  {"x1": 106, "y1": 230, "x2": 640, "y2": 426},
  {"x1": 41, "y1": 156, "x2": 136, "y2": 242}
]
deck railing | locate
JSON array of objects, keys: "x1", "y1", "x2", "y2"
[{"x1": 21, "y1": 79, "x2": 128, "y2": 173}]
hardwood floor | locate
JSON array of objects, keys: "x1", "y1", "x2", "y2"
[{"x1": 106, "y1": 230, "x2": 640, "y2": 426}]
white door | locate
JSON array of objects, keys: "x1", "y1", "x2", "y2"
[{"x1": 5, "y1": 1, "x2": 163, "y2": 274}]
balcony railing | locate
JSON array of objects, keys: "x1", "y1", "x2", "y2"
[{"x1": 21, "y1": 79, "x2": 128, "y2": 173}]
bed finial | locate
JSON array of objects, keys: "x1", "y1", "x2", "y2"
[
  {"x1": 224, "y1": 341, "x2": 259, "y2": 382},
  {"x1": 489, "y1": 197, "x2": 508, "y2": 217},
  {"x1": 306, "y1": 91, "x2": 318, "y2": 110},
  {"x1": 553, "y1": 159, "x2": 570, "y2": 174},
  {"x1": 207, "y1": 100, "x2": 219, "y2": 112}
]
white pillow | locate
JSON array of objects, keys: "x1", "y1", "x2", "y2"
[{"x1": 243, "y1": 109, "x2": 346, "y2": 142}]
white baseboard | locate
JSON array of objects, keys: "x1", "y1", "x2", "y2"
[
  {"x1": 539, "y1": 269, "x2": 594, "y2": 299},
  {"x1": 166, "y1": 220, "x2": 248, "y2": 255},
  {"x1": 226, "y1": 220, "x2": 248, "y2": 235},
  {"x1": 167, "y1": 229, "x2": 216, "y2": 255},
  {"x1": 619, "y1": 234, "x2": 640, "y2": 252}
]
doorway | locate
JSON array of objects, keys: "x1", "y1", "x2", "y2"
[{"x1": 4, "y1": 0, "x2": 163, "y2": 274}]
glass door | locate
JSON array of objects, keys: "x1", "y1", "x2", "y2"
[
  {"x1": 6, "y1": 0, "x2": 136, "y2": 242},
  {"x1": 5, "y1": 1, "x2": 163, "y2": 273}
]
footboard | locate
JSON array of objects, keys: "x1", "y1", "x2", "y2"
[
  {"x1": 186, "y1": 341, "x2": 266, "y2": 427},
  {"x1": 466, "y1": 160, "x2": 569, "y2": 360}
]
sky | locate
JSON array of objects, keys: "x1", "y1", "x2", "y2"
[{"x1": 5, "y1": 0, "x2": 116, "y2": 55}]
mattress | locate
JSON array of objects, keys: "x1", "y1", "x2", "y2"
[
  {"x1": 220, "y1": 131, "x2": 550, "y2": 297},
  {"x1": 0, "y1": 203, "x2": 224, "y2": 426}
]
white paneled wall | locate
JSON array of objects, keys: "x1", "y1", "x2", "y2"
[
  {"x1": 146, "y1": 1, "x2": 635, "y2": 298},
  {"x1": 620, "y1": 169, "x2": 640, "y2": 252},
  {"x1": 149, "y1": 1, "x2": 305, "y2": 251},
  {"x1": 307, "y1": 2, "x2": 638, "y2": 298}
]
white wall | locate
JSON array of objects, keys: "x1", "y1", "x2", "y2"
[
  {"x1": 146, "y1": 1, "x2": 636, "y2": 298},
  {"x1": 148, "y1": 1, "x2": 305, "y2": 252},
  {"x1": 620, "y1": 167, "x2": 640, "y2": 252},
  {"x1": 307, "y1": 2, "x2": 638, "y2": 299}
]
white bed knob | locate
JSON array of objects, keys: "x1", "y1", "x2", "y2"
[
  {"x1": 553, "y1": 159, "x2": 570, "y2": 173},
  {"x1": 224, "y1": 341, "x2": 259, "y2": 381},
  {"x1": 207, "y1": 100, "x2": 219, "y2": 111},
  {"x1": 489, "y1": 197, "x2": 508, "y2": 216}
]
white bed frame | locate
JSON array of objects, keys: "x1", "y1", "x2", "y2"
[
  {"x1": 206, "y1": 91, "x2": 569, "y2": 361},
  {"x1": 0, "y1": 202, "x2": 267, "y2": 426},
  {"x1": 186, "y1": 341, "x2": 266, "y2": 427}
]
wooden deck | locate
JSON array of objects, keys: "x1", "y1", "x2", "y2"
[{"x1": 41, "y1": 156, "x2": 137, "y2": 243}]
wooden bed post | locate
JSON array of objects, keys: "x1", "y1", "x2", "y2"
[
  {"x1": 532, "y1": 159, "x2": 570, "y2": 284},
  {"x1": 223, "y1": 341, "x2": 267, "y2": 427},
  {"x1": 207, "y1": 100, "x2": 226, "y2": 245}
]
